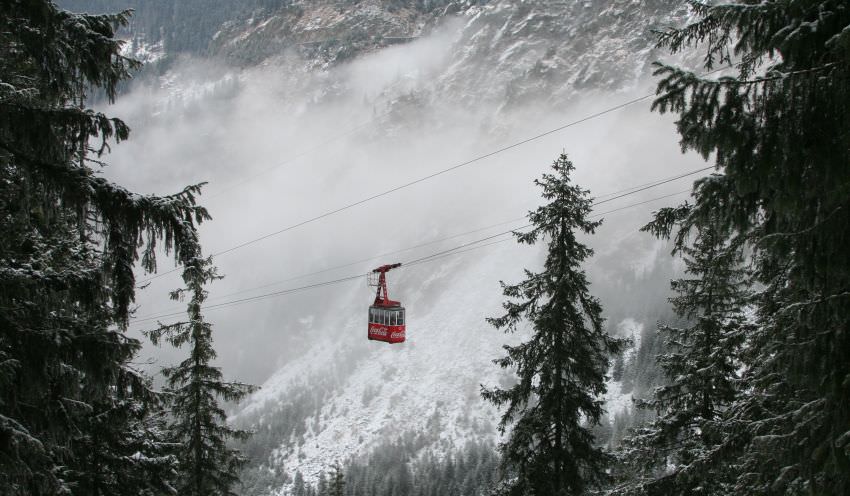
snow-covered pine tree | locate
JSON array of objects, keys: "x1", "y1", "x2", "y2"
[
  {"x1": 482, "y1": 153, "x2": 624, "y2": 496},
  {"x1": 612, "y1": 197, "x2": 751, "y2": 495},
  {"x1": 72, "y1": 377, "x2": 177, "y2": 495},
  {"x1": 292, "y1": 470, "x2": 308, "y2": 496},
  {"x1": 148, "y1": 255, "x2": 256, "y2": 496},
  {"x1": 316, "y1": 472, "x2": 329, "y2": 496},
  {"x1": 648, "y1": 1, "x2": 850, "y2": 493},
  {"x1": 329, "y1": 462, "x2": 345, "y2": 496},
  {"x1": 0, "y1": 2, "x2": 208, "y2": 494}
]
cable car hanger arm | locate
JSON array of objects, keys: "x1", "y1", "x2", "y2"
[{"x1": 371, "y1": 263, "x2": 401, "y2": 307}]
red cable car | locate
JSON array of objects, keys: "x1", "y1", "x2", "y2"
[{"x1": 367, "y1": 263, "x2": 405, "y2": 344}]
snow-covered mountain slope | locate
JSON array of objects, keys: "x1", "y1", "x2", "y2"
[
  {"x1": 229, "y1": 237, "x2": 666, "y2": 493},
  {"x1": 102, "y1": 1, "x2": 697, "y2": 119},
  {"x1": 92, "y1": 2, "x2": 704, "y2": 494},
  {"x1": 211, "y1": 0, "x2": 434, "y2": 67},
  {"x1": 421, "y1": 0, "x2": 692, "y2": 109},
  {"x1": 205, "y1": 0, "x2": 694, "y2": 107},
  {"x1": 232, "y1": 244, "x2": 528, "y2": 488}
]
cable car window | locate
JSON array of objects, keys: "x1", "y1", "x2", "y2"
[
  {"x1": 391, "y1": 312, "x2": 397, "y2": 326},
  {"x1": 369, "y1": 308, "x2": 375, "y2": 323},
  {"x1": 381, "y1": 309, "x2": 387, "y2": 325},
  {"x1": 399, "y1": 310, "x2": 404, "y2": 325}
]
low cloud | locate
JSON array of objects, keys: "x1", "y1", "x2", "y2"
[{"x1": 100, "y1": 17, "x2": 706, "y2": 385}]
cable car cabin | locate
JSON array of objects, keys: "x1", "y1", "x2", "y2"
[
  {"x1": 367, "y1": 263, "x2": 406, "y2": 344},
  {"x1": 368, "y1": 306, "x2": 405, "y2": 343}
]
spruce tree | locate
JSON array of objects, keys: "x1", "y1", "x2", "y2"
[
  {"x1": 613, "y1": 200, "x2": 751, "y2": 495},
  {"x1": 293, "y1": 470, "x2": 308, "y2": 496},
  {"x1": 148, "y1": 255, "x2": 256, "y2": 496},
  {"x1": 330, "y1": 462, "x2": 345, "y2": 496},
  {"x1": 72, "y1": 378, "x2": 177, "y2": 495},
  {"x1": 0, "y1": 1, "x2": 208, "y2": 494},
  {"x1": 647, "y1": 1, "x2": 850, "y2": 492},
  {"x1": 482, "y1": 153, "x2": 624, "y2": 496},
  {"x1": 317, "y1": 471, "x2": 329, "y2": 496}
]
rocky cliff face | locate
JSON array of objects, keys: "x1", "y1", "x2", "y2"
[
  {"x1": 111, "y1": 0, "x2": 694, "y2": 150},
  {"x1": 206, "y1": 0, "x2": 691, "y2": 107},
  {"x1": 210, "y1": 1, "x2": 437, "y2": 67}
]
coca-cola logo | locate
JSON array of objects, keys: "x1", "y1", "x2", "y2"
[
  {"x1": 369, "y1": 327, "x2": 388, "y2": 337},
  {"x1": 390, "y1": 332, "x2": 404, "y2": 339}
]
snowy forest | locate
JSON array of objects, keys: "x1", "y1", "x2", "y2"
[{"x1": 1, "y1": 1, "x2": 849, "y2": 495}]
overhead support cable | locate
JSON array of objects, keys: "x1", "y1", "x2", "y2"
[
  {"x1": 138, "y1": 161, "x2": 711, "y2": 286},
  {"x1": 137, "y1": 174, "x2": 701, "y2": 316},
  {"x1": 138, "y1": 65, "x2": 735, "y2": 286},
  {"x1": 208, "y1": 95, "x2": 659, "y2": 257},
  {"x1": 136, "y1": 94, "x2": 663, "y2": 285},
  {"x1": 128, "y1": 188, "x2": 691, "y2": 328}
]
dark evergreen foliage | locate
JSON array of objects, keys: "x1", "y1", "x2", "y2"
[
  {"x1": 330, "y1": 462, "x2": 345, "y2": 496},
  {"x1": 148, "y1": 256, "x2": 256, "y2": 496},
  {"x1": 244, "y1": 436, "x2": 500, "y2": 496},
  {"x1": 292, "y1": 471, "x2": 308, "y2": 496},
  {"x1": 0, "y1": 1, "x2": 208, "y2": 494},
  {"x1": 639, "y1": 0, "x2": 850, "y2": 493},
  {"x1": 611, "y1": 198, "x2": 751, "y2": 495},
  {"x1": 236, "y1": 349, "x2": 366, "y2": 495},
  {"x1": 71, "y1": 385, "x2": 177, "y2": 495},
  {"x1": 482, "y1": 153, "x2": 624, "y2": 495},
  {"x1": 323, "y1": 440, "x2": 499, "y2": 496}
]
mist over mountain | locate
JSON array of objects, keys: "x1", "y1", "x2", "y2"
[{"x1": 57, "y1": 1, "x2": 703, "y2": 494}]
